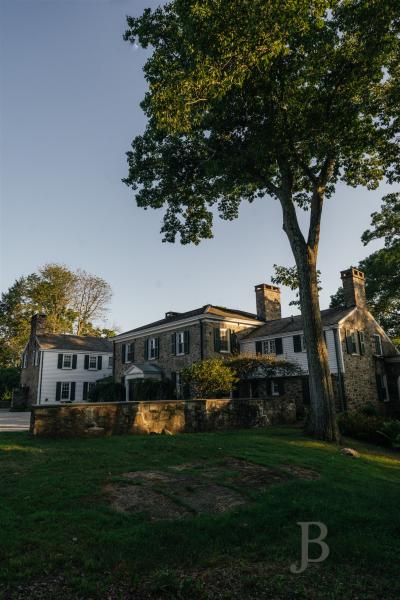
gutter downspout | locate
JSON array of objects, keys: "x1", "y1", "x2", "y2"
[{"x1": 332, "y1": 327, "x2": 346, "y2": 412}]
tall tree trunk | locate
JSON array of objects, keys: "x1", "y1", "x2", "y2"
[
  {"x1": 277, "y1": 173, "x2": 339, "y2": 442},
  {"x1": 294, "y1": 246, "x2": 339, "y2": 441}
]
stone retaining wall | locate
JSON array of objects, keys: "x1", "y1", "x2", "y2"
[{"x1": 30, "y1": 397, "x2": 296, "y2": 437}]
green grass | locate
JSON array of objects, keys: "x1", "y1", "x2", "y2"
[{"x1": 0, "y1": 427, "x2": 399, "y2": 599}]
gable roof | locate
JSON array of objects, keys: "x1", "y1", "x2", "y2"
[
  {"x1": 36, "y1": 334, "x2": 113, "y2": 352},
  {"x1": 241, "y1": 307, "x2": 355, "y2": 340},
  {"x1": 115, "y1": 305, "x2": 262, "y2": 339}
]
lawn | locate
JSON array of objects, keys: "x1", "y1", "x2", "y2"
[{"x1": 0, "y1": 427, "x2": 399, "y2": 599}]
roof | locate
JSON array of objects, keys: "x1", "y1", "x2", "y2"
[
  {"x1": 241, "y1": 307, "x2": 355, "y2": 340},
  {"x1": 36, "y1": 334, "x2": 113, "y2": 352},
  {"x1": 116, "y1": 305, "x2": 262, "y2": 338}
]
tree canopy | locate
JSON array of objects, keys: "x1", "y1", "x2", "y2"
[
  {"x1": 0, "y1": 264, "x2": 115, "y2": 367},
  {"x1": 123, "y1": 0, "x2": 399, "y2": 440}
]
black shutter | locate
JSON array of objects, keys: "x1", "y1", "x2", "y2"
[
  {"x1": 72, "y1": 354, "x2": 77, "y2": 369},
  {"x1": 293, "y1": 335, "x2": 302, "y2": 353},
  {"x1": 57, "y1": 354, "x2": 63, "y2": 369},
  {"x1": 214, "y1": 328, "x2": 221, "y2": 352},
  {"x1": 278, "y1": 379, "x2": 285, "y2": 396},
  {"x1": 70, "y1": 382, "x2": 75, "y2": 401},
  {"x1": 345, "y1": 330, "x2": 352, "y2": 354},
  {"x1": 97, "y1": 355, "x2": 102, "y2": 370},
  {"x1": 155, "y1": 337, "x2": 160, "y2": 358},
  {"x1": 255, "y1": 341, "x2": 262, "y2": 355},
  {"x1": 121, "y1": 343, "x2": 126, "y2": 364},
  {"x1": 84, "y1": 355, "x2": 89, "y2": 369},
  {"x1": 184, "y1": 330, "x2": 190, "y2": 354},
  {"x1": 83, "y1": 382, "x2": 88, "y2": 401},
  {"x1": 171, "y1": 333, "x2": 176, "y2": 355},
  {"x1": 275, "y1": 338, "x2": 283, "y2": 355},
  {"x1": 266, "y1": 379, "x2": 272, "y2": 396},
  {"x1": 56, "y1": 382, "x2": 61, "y2": 401},
  {"x1": 230, "y1": 330, "x2": 239, "y2": 354}
]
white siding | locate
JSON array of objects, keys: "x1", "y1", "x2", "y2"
[
  {"x1": 240, "y1": 328, "x2": 339, "y2": 375},
  {"x1": 38, "y1": 350, "x2": 113, "y2": 404}
]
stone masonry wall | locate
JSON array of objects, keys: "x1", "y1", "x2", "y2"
[
  {"x1": 340, "y1": 309, "x2": 397, "y2": 413},
  {"x1": 30, "y1": 397, "x2": 296, "y2": 437},
  {"x1": 114, "y1": 320, "x2": 254, "y2": 383}
]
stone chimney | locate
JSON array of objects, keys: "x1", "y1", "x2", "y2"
[
  {"x1": 340, "y1": 267, "x2": 366, "y2": 308},
  {"x1": 255, "y1": 284, "x2": 281, "y2": 321},
  {"x1": 31, "y1": 313, "x2": 47, "y2": 337}
]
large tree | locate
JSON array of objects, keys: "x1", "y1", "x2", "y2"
[
  {"x1": 0, "y1": 264, "x2": 115, "y2": 367},
  {"x1": 123, "y1": 1, "x2": 399, "y2": 440}
]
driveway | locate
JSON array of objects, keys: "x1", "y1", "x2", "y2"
[{"x1": 0, "y1": 409, "x2": 31, "y2": 432}]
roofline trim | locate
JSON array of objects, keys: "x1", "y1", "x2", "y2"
[{"x1": 113, "y1": 313, "x2": 262, "y2": 342}]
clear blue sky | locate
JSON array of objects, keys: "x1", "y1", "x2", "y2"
[{"x1": 0, "y1": 0, "x2": 392, "y2": 333}]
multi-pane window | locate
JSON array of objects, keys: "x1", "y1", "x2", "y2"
[
  {"x1": 125, "y1": 343, "x2": 134, "y2": 363},
  {"x1": 358, "y1": 331, "x2": 366, "y2": 355},
  {"x1": 346, "y1": 331, "x2": 358, "y2": 354},
  {"x1": 263, "y1": 339, "x2": 276, "y2": 355},
  {"x1": 89, "y1": 355, "x2": 97, "y2": 370},
  {"x1": 220, "y1": 328, "x2": 230, "y2": 353},
  {"x1": 61, "y1": 382, "x2": 70, "y2": 400},
  {"x1": 149, "y1": 338, "x2": 159, "y2": 359},
  {"x1": 88, "y1": 382, "x2": 96, "y2": 395},
  {"x1": 108, "y1": 355, "x2": 113, "y2": 368},
  {"x1": 272, "y1": 381, "x2": 280, "y2": 396},
  {"x1": 63, "y1": 354, "x2": 72, "y2": 369},
  {"x1": 374, "y1": 334, "x2": 383, "y2": 355},
  {"x1": 177, "y1": 332, "x2": 185, "y2": 355}
]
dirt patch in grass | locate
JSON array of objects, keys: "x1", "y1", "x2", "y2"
[{"x1": 105, "y1": 458, "x2": 319, "y2": 520}]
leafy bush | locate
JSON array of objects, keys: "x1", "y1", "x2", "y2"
[
  {"x1": 338, "y1": 412, "x2": 389, "y2": 446},
  {"x1": 0, "y1": 367, "x2": 20, "y2": 402},
  {"x1": 129, "y1": 378, "x2": 175, "y2": 401},
  {"x1": 360, "y1": 403, "x2": 379, "y2": 417},
  {"x1": 88, "y1": 377, "x2": 125, "y2": 403},
  {"x1": 378, "y1": 421, "x2": 400, "y2": 449},
  {"x1": 226, "y1": 353, "x2": 302, "y2": 379},
  {"x1": 181, "y1": 358, "x2": 238, "y2": 399}
]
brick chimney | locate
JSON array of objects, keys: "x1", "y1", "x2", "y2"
[
  {"x1": 31, "y1": 313, "x2": 47, "y2": 337},
  {"x1": 255, "y1": 284, "x2": 281, "y2": 321},
  {"x1": 340, "y1": 267, "x2": 366, "y2": 308}
]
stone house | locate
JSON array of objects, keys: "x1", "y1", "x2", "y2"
[
  {"x1": 240, "y1": 268, "x2": 399, "y2": 415},
  {"x1": 113, "y1": 305, "x2": 264, "y2": 400},
  {"x1": 20, "y1": 314, "x2": 113, "y2": 405}
]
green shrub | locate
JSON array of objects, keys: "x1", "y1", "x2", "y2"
[
  {"x1": 360, "y1": 403, "x2": 379, "y2": 417},
  {"x1": 129, "y1": 379, "x2": 175, "y2": 401},
  {"x1": 337, "y1": 412, "x2": 388, "y2": 445},
  {"x1": 88, "y1": 377, "x2": 125, "y2": 403},
  {"x1": 378, "y1": 421, "x2": 400, "y2": 449},
  {"x1": 181, "y1": 358, "x2": 238, "y2": 399},
  {"x1": 0, "y1": 367, "x2": 20, "y2": 401}
]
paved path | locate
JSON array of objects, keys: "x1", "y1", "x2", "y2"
[{"x1": 0, "y1": 409, "x2": 31, "y2": 432}]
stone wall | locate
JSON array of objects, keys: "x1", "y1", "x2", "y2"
[
  {"x1": 30, "y1": 397, "x2": 296, "y2": 437},
  {"x1": 339, "y1": 309, "x2": 397, "y2": 413},
  {"x1": 20, "y1": 338, "x2": 41, "y2": 406}
]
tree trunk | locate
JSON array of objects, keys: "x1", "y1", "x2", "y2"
[
  {"x1": 278, "y1": 179, "x2": 339, "y2": 442},
  {"x1": 294, "y1": 246, "x2": 339, "y2": 441}
]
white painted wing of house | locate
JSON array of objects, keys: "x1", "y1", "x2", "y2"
[
  {"x1": 38, "y1": 350, "x2": 113, "y2": 404},
  {"x1": 240, "y1": 328, "x2": 339, "y2": 375}
]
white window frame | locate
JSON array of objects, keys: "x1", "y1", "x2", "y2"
[
  {"x1": 374, "y1": 334, "x2": 383, "y2": 356},
  {"x1": 125, "y1": 343, "x2": 134, "y2": 363},
  {"x1": 271, "y1": 381, "x2": 280, "y2": 396},
  {"x1": 88, "y1": 355, "x2": 97, "y2": 370},
  {"x1": 220, "y1": 328, "x2": 230, "y2": 353},
  {"x1": 176, "y1": 332, "x2": 185, "y2": 356},
  {"x1": 61, "y1": 382, "x2": 71, "y2": 400},
  {"x1": 108, "y1": 355, "x2": 113, "y2": 368},
  {"x1": 63, "y1": 354, "x2": 73, "y2": 369},
  {"x1": 149, "y1": 337, "x2": 158, "y2": 360},
  {"x1": 263, "y1": 339, "x2": 276, "y2": 355}
]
